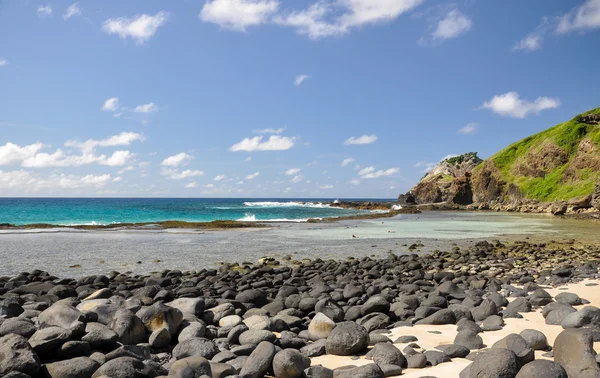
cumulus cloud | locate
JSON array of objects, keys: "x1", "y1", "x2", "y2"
[
  {"x1": 65, "y1": 132, "x2": 144, "y2": 153},
  {"x1": 102, "y1": 97, "x2": 120, "y2": 112},
  {"x1": 230, "y1": 135, "x2": 295, "y2": 152},
  {"x1": 162, "y1": 169, "x2": 204, "y2": 180},
  {"x1": 214, "y1": 174, "x2": 226, "y2": 181},
  {"x1": 253, "y1": 128, "x2": 285, "y2": 134},
  {"x1": 458, "y1": 122, "x2": 477, "y2": 135},
  {"x1": 245, "y1": 172, "x2": 260, "y2": 180},
  {"x1": 344, "y1": 134, "x2": 377, "y2": 145},
  {"x1": 37, "y1": 5, "x2": 52, "y2": 17},
  {"x1": 482, "y1": 92, "x2": 560, "y2": 118},
  {"x1": 0, "y1": 59, "x2": 8, "y2": 67},
  {"x1": 0, "y1": 170, "x2": 112, "y2": 193},
  {"x1": 291, "y1": 175, "x2": 302, "y2": 183},
  {"x1": 161, "y1": 153, "x2": 193, "y2": 167},
  {"x1": 320, "y1": 184, "x2": 334, "y2": 189},
  {"x1": 185, "y1": 182, "x2": 198, "y2": 189},
  {"x1": 200, "y1": 0, "x2": 279, "y2": 31},
  {"x1": 103, "y1": 151, "x2": 134, "y2": 167},
  {"x1": 358, "y1": 166, "x2": 399, "y2": 179},
  {"x1": 64, "y1": 3, "x2": 82, "y2": 20},
  {"x1": 103, "y1": 12, "x2": 169, "y2": 44},
  {"x1": 134, "y1": 103, "x2": 158, "y2": 113},
  {"x1": 275, "y1": 0, "x2": 423, "y2": 39},
  {"x1": 557, "y1": 0, "x2": 600, "y2": 33},
  {"x1": 341, "y1": 158, "x2": 355, "y2": 167},
  {"x1": 285, "y1": 168, "x2": 300, "y2": 175},
  {"x1": 513, "y1": 34, "x2": 542, "y2": 52},
  {"x1": 0, "y1": 143, "x2": 45, "y2": 166},
  {"x1": 295, "y1": 74, "x2": 309, "y2": 86},
  {"x1": 431, "y1": 9, "x2": 472, "y2": 40}
]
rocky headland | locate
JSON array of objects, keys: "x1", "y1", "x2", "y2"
[
  {"x1": 2, "y1": 239, "x2": 600, "y2": 377},
  {"x1": 399, "y1": 108, "x2": 600, "y2": 217}
]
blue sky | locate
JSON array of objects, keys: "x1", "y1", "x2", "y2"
[{"x1": 1, "y1": 0, "x2": 599, "y2": 198}]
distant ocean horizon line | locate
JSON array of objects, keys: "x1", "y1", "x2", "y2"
[{"x1": 0, "y1": 197, "x2": 397, "y2": 200}]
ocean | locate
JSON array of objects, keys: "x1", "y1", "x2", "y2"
[{"x1": 0, "y1": 198, "x2": 394, "y2": 226}]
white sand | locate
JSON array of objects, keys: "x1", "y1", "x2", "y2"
[{"x1": 311, "y1": 279, "x2": 600, "y2": 377}]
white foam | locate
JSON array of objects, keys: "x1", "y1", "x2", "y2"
[
  {"x1": 243, "y1": 201, "x2": 341, "y2": 209},
  {"x1": 236, "y1": 213, "x2": 315, "y2": 223},
  {"x1": 391, "y1": 204, "x2": 403, "y2": 211}
]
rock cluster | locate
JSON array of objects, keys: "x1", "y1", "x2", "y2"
[{"x1": 0, "y1": 240, "x2": 599, "y2": 377}]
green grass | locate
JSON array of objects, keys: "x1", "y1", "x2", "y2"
[
  {"x1": 444, "y1": 152, "x2": 480, "y2": 166},
  {"x1": 486, "y1": 107, "x2": 600, "y2": 202}
]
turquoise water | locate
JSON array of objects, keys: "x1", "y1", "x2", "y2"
[{"x1": 0, "y1": 198, "x2": 393, "y2": 225}]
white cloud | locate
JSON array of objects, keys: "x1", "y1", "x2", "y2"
[
  {"x1": 359, "y1": 167, "x2": 399, "y2": 179},
  {"x1": 185, "y1": 182, "x2": 198, "y2": 189},
  {"x1": 344, "y1": 134, "x2": 377, "y2": 145},
  {"x1": 0, "y1": 59, "x2": 8, "y2": 67},
  {"x1": 482, "y1": 92, "x2": 560, "y2": 118},
  {"x1": 200, "y1": 0, "x2": 279, "y2": 31},
  {"x1": 0, "y1": 142, "x2": 45, "y2": 166},
  {"x1": 64, "y1": 3, "x2": 82, "y2": 20},
  {"x1": 113, "y1": 176, "x2": 123, "y2": 182},
  {"x1": 162, "y1": 169, "x2": 204, "y2": 180},
  {"x1": 37, "y1": 5, "x2": 52, "y2": 17},
  {"x1": 103, "y1": 12, "x2": 169, "y2": 44},
  {"x1": 245, "y1": 172, "x2": 260, "y2": 180},
  {"x1": 244, "y1": 156, "x2": 252, "y2": 162},
  {"x1": 65, "y1": 132, "x2": 144, "y2": 154},
  {"x1": 161, "y1": 153, "x2": 193, "y2": 167},
  {"x1": 458, "y1": 122, "x2": 477, "y2": 135},
  {"x1": 81, "y1": 174, "x2": 111, "y2": 186},
  {"x1": 431, "y1": 9, "x2": 472, "y2": 40},
  {"x1": 320, "y1": 184, "x2": 334, "y2": 189},
  {"x1": 295, "y1": 74, "x2": 309, "y2": 86},
  {"x1": 285, "y1": 168, "x2": 301, "y2": 175},
  {"x1": 341, "y1": 158, "x2": 355, "y2": 167},
  {"x1": 102, "y1": 97, "x2": 120, "y2": 112},
  {"x1": 291, "y1": 175, "x2": 302, "y2": 183},
  {"x1": 253, "y1": 128, "x2": 285, "y2": 134},
  {"x1": 557, "y1": 0, "x2": 600, "y2": 33},
  {"x1": 103, "y1": 150, "x2": 134, "y2": 167},
  {"x1": 230, "y1": 135, "x2": 295, "y2": 152},
  {"x1": 0, "y1": 171, "x2": 115, "y2": 193},
  {"x1": 275, "y1": 0, "x2": 423, "y2": 39},
  {"x1": 214, "y1": 174, "x2": 226, "y2": 181},
  {"x1": 513, "y1": 34, "x2": 542, "y2": 52},
  {"x1": 350, "y1": 179, "x2": 361, "y2": 185},
  {"x1": 134, "y1": 103, "x2": 158, "y2": 113},
  {"x1": 205, "y1": 183, "x2": 215, "y2": 188}
]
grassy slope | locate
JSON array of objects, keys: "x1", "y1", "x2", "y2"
[{"x1": 487, "y1": 108, "x2": 600, "y2": 202}]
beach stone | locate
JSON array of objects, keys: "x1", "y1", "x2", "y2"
[
  {"x1": 0, "y1": 318, "x2": 36, "y2": 338},
  {"x1": 505, "y1": 297, "x2": 531, "y2": 314},
  {"x1": 83, "y1": 288, "x2": 113, "y2": 301},
  {"x1": 149, "y1": 327, "x2": 171, "y2": 348},
  {"x1": 172, "y1": 337, "x2": 219, "y2": 360},
  {"x1": 236, "y1": 289, "x2": 268, "y2": 307},
  {"x1": 239, "y1": 341, "x2": 276, "y2": 378},
  {"x1": 220, "y1": 315, "x2": 243, "y2": 328},
  {"x1": 167, "y1": 298, "x2": 205, "y2": 317},
  {"x1": 467, "y1": 349, "x2": 518, "y2": 378},
  {"x1": 371, "y1": 343, "x2": 407, "y2": 368},
  {"x1": 38, "y1": 303, "x2": 85, "y2": 335},
  {"x1": 308, "y1": 312, "x2": 336, "y2": 341},
  {"x1": 226, "y1": 324, "x2": 248, "y2": 344},
  {"x1": 481, "y1": 315, "x2": 504, "y2": 331},
  {"x1": 300, "y1": 339, "x2": 327, "y2": 357},
  {"x1": 415, "y1": 309, "x2": 456, "y2": 325},
  {"x1": 0, "y1": 334, "x2": 41, "y2": 376},
  {"x1": 91, "y1": 357, "x2": 161, "y2": 378},
  {"x1": 43, "y1": 357, "x2": 100, "y2": 378},
  {"x1": 556, "y1": 292, "x2": 585, "y2": 306},
  {"x1": 202, "y1": 303, "x2": 235, "y2": 325},
  {"x1": 454, "y1": 329, "x2": 484, "y2": 349},
  {"x1": 137, "y1": 302, "x2": 183, "y2": 338},
  {"x1": 471, "y1": 299, "x2": 497, "y2": 322},
  {"x1": 333, "y1": 364, "x2": 384, "y2": 378},
  {"x1": 394, "y1": 335, "x2": 417, "y2": 343},
  {"x1": 315, "y1": 299, "x2": 345, "y2": 323},
  {"x1": 243, "y1": 315, "x2": 271, "y2": 330},
  {"x1": 554, "y1": 328, "x2": 600, "y2": 378},
  {"x1": 492, "y1": 334, "x2": 534, "y2": 368},
  {"x1": 305, "y1": 365, "x2": 334, "y2": 378},
  {"x1": 515, "y1": 360, "x2": 568, "y2": 378},
  {"x1": 238, "y1": 329, "x2": 276, "y2": 345},
  {"x1": 209, "y1": 362, "x2": 236, "y2": 378},
  {"x1": 378, "y1": 364, "x2": 403, "y2": 377},
  {"x1": 0, "y1": 301, "x2": 24, "y2": 318},
  {"x1": 179, "y1": 322, "x2": 207, "y2": 342},
  {"x1": 109, "y1": 309, "x2": 146, "y2": 345},
  {"x1": 272, "y1": 349, "x2": 311, "y2": 378},
  {"x1": 81, "y1": 322, "x2": 118, "y2": 349},
  {"x1": 519, "y1": 329, "x2": 549, "y2": 351},
  {"x1": 456, "y1": 319, "x2": 482, "y2": 333},
  {"x1": 406, "y1": 353, "x2": 427, "y2": 368},
  {"x1": 529, "y1": 289, "x2": 553, "y2": 306},
  {"x1": 358, "y1": 313, "x2": 389, "y2": 333},
  {"x1": 167, "y1": 356, "x2": 212, "y2": 378},
  {"x1": 58, "y1": 341, "x2": 91, "y2": 359},
  {"x1": 424, "y1": 350, "x2": 451, "y2": 366},
  {"x1": 105, "y1": 345, "x2": 151, "y2": 362},
  {"x1": 343, "y1": 284, "x2": 363, "y2": 299},
  {"x1": 561, "y1": 306, "x2": 600, "y2": 329},
  {"x1": 212, "y1": 350, "x2": 237, "y2": 363},
  {"x1": 28, "y1": 326, "x2": 71, "y2": 354},
  {"x1": 435, "y1": 344, "x2": 470, "y2": 358},
  {"x1": 361, "y1": 296, "x2": 390, "y2": 316},
  {"x1": 325, "y1": 321, "x2": 369, "y2": 356},
  {"x1": 546, "y1": 305, "x2": 577, "y2": 325}
]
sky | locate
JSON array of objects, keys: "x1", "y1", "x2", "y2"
[{"x1": 1, "y1": 0, "x2": 599, "y2": 198}]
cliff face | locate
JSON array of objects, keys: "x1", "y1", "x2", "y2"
[{"x1": 401, "y1": 108, "x2": 600, "y2": 214}]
